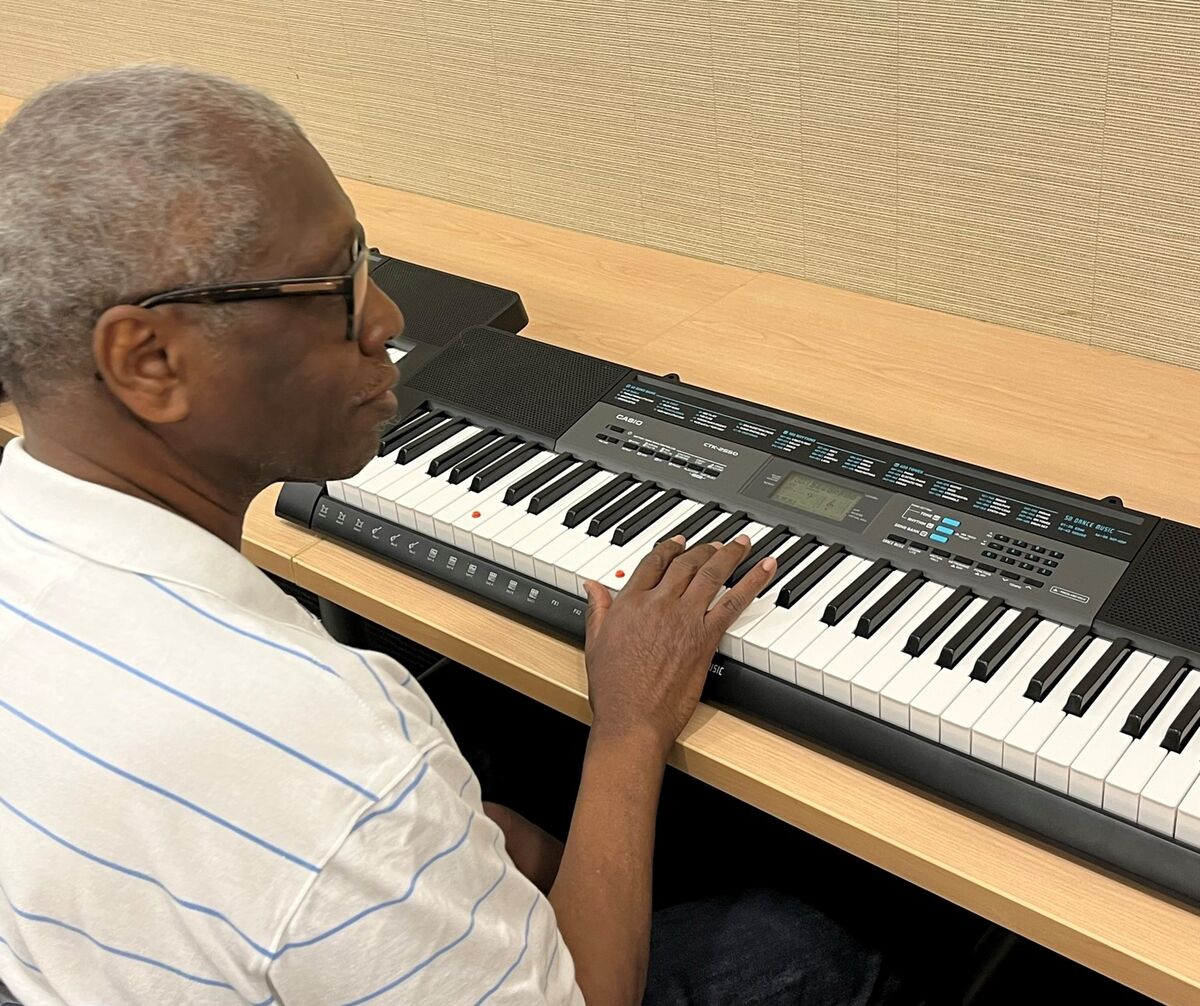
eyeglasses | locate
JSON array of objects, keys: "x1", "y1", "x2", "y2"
[{"x1": 134, "y1": 223, "x2": 370, "y2": 341}]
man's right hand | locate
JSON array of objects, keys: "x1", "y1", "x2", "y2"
[{"x1": 580, "y1": 533, "x2": 777, "y2": 757}]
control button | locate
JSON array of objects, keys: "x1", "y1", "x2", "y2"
[
  {"x1": 1049, "y1": 550, "x2": 1064, "y2": 559},
  {"x1": 937, "y1": 527, "x2": 956, "y2": 537},
  {"x1": 1019, "y1": 562, "x2": 1036, "y2": 571},
  {"x1": 1038, "y1": 567, "x2": 1052, "y2": 576},
  {"x1": 951, "y1": 556, "x2": 973, "y2": 567},
  {"x1": 1000, "y1": 556, "x2": 1016, "y2": 565},
  {"x1": 1014, "y1": 540, "x2": 1029, "y2": 548},
  {"x1": 621, "y1": 441, "x2": 637, "y2": 450},
  {"x1": 1025, "y1": 553, "x2": 1039, "y2": 562},
  {"x1": 1006, "y1": 547, "x2": 1023, "y2": 556},
  {"x1": 1023, "y1": 578, "x2": 1044, "y2": 588},
  {"x1": 981, "y1": 550, "x2": 998, "y2": 559},
  {"x1": 685, "y1": 460, "x2": 705, "y2": 472},
  {"x1": 1000, "y1": 570, "x2": 1019, "y2": 580},
  {"x1": 932, "y1": 548, "x2": 951, "y2": 558},
  {"x1": 1044, "y1": 559, "x2": 1059, "y2": 568},
  {"x1": 942, "y1": 518, "x2": 961, "y2": 527},
  {"x1": 931, "y1": 534, "x2": 949, "y2": 543},
  {"x1": 993, "y1": 534, "x2": 1010, "y2": 543},
  {"x1": 606, "y1": 424, "x2": 625, "y2": 433},
  {"x1": 910, "y1": 542, "x2": 929, "y2": 551},
  {"x1": 977, "y1": 563, "x2": 996, "y2": 573},
  {"x1": 637, "y1": 445, "x2": 655, "y2": 456},
  {"x1": 655, "y1": 449, "x2": 673, "y2": 460},
  {"x1": 1031, "y1": 545, "x2": 1046, "y2": 554},
  {"x1": 887, "y1": 534, "x2": 908, "y2": 545},
  {"x1": 668, "y1": 455, "x2": 687, "y2": 466}
]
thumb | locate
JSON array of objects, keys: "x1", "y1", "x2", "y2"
[{"x1": 582, "y1": 580, "x2": 612, "y2": 640}]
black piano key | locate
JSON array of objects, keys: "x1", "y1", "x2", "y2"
[
  {"x1": 427, "y1": 428, "x2": 501, "y2": 476},
  {"x1": 397, "y1": 418, "x2": 470, "y2": 464},
  {"x1": 447, "y1": 435, "x2": 520, "y2": 484},
  {"x1": 381, "y1": 410, "x2": 447, "y2": 456},
  {"x1": 1123, "y1": 656, "x2": 1192, "y2": 739},
  {"x1": 705, "y1": 510, "x2": 751, "y2": 544},
  {"x1": 856, "y1": 569, "x2": 924, "y2": 638},
  {"x1": 777, "y1": 546, "x2": 847, "y2": 609},
  {"x1": 904, "y1": 586, "x2": 972, "y2": 658},
  {"x1": 377, "y1": 406, "x2": 431, "y2": 454},
  {"x1": 1162, "y1": 677, "x2": 1200, "y2": 753},
  {"x1": 528, "y1": 462, "x2": 600, "y2": 514},
  {"x1": 822, "y1": 558, "x2": 892, "y2": 626},
  {"x1": 971, "y1": 607, "x2": 1040, "y2": 682},
  {"x1": 612, "y1": 490, "x2": 683, "y2": 547},
  {"x1": 758, "y1": 534, "x2": 818, "y2": 598},
  {"x1": 727, "y1": 525, "x2": 792, "y2": 586},
  {"x1": 588, "y1": 483, "x2": 660, "y2": 537},
  {"x1": 1064, "y1": 638, "x2": 1133, "y2": 716},
  {"x1": 563, "y1": 474, "x2": 636, "y2": 528},
  {"x1": 658, "y1": 501, "x2": 724, "y2": 545},
  {"x1": 938, "y1": 596, "x2": 1007, "y2": 669},
  {"x1": 470, "y1": 444, "x2": 542, "y2": 492},
  {"x1": 503, "y1": 454, "x2": 576, "y2": 505},
  {"x1": 1025, "y1": 625, "x2": 1091, "y2": 702}
]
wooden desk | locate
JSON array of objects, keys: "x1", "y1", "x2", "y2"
[{"x1": 3, "y1": 90, "x2": 1198, "y2": 1003}]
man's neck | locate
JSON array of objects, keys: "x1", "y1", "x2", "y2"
[{"x1": 18, "y1": 396, "x2": 255, "y2": 551}]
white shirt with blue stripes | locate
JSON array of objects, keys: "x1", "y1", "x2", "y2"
[{"x1": 0, "y1": 438, "x2": 584, "y2": 1006}]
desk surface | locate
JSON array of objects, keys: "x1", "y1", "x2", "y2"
[{"x1": 2, "y1": 92, "x2": 1199, "y2": 1004}]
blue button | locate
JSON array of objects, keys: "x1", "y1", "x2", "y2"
[
  {"x1": 930, "y1": 534, "x2": 949, "y2": 543},
  {"x1": 942, "y1": 518, "x2": 961, "y2": 527}
]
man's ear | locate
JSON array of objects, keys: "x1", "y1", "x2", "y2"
[{"x1": 92, "y1": 305, "x2": 192, "y2": 424}]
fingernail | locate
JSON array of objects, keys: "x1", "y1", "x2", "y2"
[
  {"x1": 671, "y1": 535, "x2": 686, "y2": 544},
  {"x1": 711, "y1": 540, "x2": 724, "y2": 549},
  {"x1": 762, "y1": 557, "x2": 777, "y2": 572},
  {"x1": 735, "y1": 534, "x2": 751, "y2": 546}
]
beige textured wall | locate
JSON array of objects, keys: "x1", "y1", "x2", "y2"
[{"x1": 3, "y1": 1, "x2": 1199, "y2": 369}]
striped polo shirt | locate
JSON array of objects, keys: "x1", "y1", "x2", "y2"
[{"x1": 0, "y1": 438, "x2": 583, "y2": 1005}]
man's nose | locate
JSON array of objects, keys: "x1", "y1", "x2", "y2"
[{"x1": 359, "y1": 280, "x2": 404, "y2": 353}]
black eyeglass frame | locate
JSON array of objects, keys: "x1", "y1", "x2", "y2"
[{"x1": 133, "y1": 223, "x2": 369, "y2": 341}]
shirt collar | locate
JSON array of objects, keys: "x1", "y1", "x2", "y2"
[{"x1": 0, "y1": 437, "x2": 296, "y2": 617}]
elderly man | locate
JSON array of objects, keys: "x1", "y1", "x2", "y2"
[{"x1": 0, "y1": 66, "x2": 911, "y2": 1004}]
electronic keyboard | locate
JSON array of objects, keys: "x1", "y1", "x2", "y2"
[{"x1": 278, "y1": 325, "x2": 1200, "y2": 906}]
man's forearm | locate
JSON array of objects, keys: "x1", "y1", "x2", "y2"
[{"x1": 548, "y1": 725, "x2": 668, "y2": 1006}]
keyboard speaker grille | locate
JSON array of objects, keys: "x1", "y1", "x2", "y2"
[
  {"x1": 1098, "y1": 520, "x2": 1200, "y2": 656},
  {"x1": 406, "y1": 326, "x2": 631, "y2": 439},
  {"x1": 370, "y1": 257, "x2": 526, "y2": 346}
]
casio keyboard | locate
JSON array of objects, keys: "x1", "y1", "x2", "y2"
[{"x1": 278, "y1": 325, "x2": 1200, "y2": 906}]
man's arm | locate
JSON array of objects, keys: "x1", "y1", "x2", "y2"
[{"x1": 548, "y1": 535, "x2": 775, "y2": 1006}]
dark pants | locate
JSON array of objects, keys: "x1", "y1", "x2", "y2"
[{"x1": 645, "y1": 889, "x2": 914, "y2": 1006}]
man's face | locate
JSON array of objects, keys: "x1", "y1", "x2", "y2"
[{"x1": 175, "y1": 140, "x2": 404, "y2": 487}]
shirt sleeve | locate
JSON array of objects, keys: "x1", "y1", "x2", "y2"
[{"x1": 265, "y1": 744, "x2": 584, "y2": 1006}]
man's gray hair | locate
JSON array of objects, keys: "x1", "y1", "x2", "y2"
[{"x1": 0, "y1": 64, "x2": 306, "y2": 400}]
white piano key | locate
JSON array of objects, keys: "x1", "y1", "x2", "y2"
[
  {"x1": 1068, "y1": 656, "x2": 1170, "y2": 807},
  {"x1": 543, "y1": 485, "x2": 665, "y2": 593},
  {"x1": 908, "y1": 608, "x2": 1020, "y2": 742},
  {"x1": 939, "y1": 618, "x2": 1059, "y2": 754},
  {"x1": 584, "y1": 498, "x2": 701, "y2": 594},
  {"x1": 1176, "y1": 773, "x2": 1200, "y2": 849},
  {"x1": 766, "y1": 556, "x2": 868, "y2": 686},
  {"x1": 434, "y1": 455, "x2": 572, "y2": 546},
  {"x1": 371, "y1": 427, "x2": 493, "y2": 522},
  {"x1": 793, "y1": 570, "x2": 907, "y2": 694},
  {"x1": 507, "y1": 471, "x2": 617, "y2": 576},
  {"x1": 352, "y1": 417, "x2": 464, "y2": 511},
  {"x1": 970, "y1": 625, "x2": 1075, "y2": 767},
  {"x1": 1103, "y1": 668, "x2": 1200, "y2": 821},
  {"x1": 413, "y1": 449, "x2": 557, "y2": 537},
  {"x1": 1002, "y1": 636, "x2": 1112, "y2": 780},
  {"x1": 1035, "y1": 650, "x2": 1153, "y2": 793},
  {"x1": 720, "y1": 538, "x2": 826, "y2": 663},
  {"x1": 1139, "y1": 721, "x2": 1200, "y2": 837},
  {"x1": 878, "y1": 598, "x2": 987, "y2": 729},
  {"x1": 738, "y1": 546, "x2": 832, "y2": 672},
  {"x1": 822, "y1": 582, "x2": 948, "y2": 707}
]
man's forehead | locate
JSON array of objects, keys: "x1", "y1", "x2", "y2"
[{"x1": 257, "y1": 143, "x2": 355, "y2": 272}]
